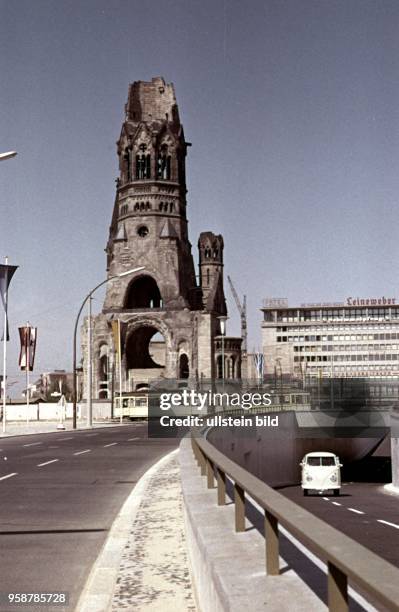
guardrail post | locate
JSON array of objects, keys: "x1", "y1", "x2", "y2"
[
  {"x1": 206, "y1": 458, "x2": 215, "y2": 488},
  {"x1": 234, "y1": 483, "x2": 245, "y2": 532},
  {"x1": 328, "y1": 562, "x2": 348, "y2": 612},
  {"x1": 216, "y1": 468, "x2": 226, "y2": 505},
  {"x1": 198, "y1": 448, "x2": 206, "y2": 476},
  {"x1": 264, "y1": 510, "x2": 279, "y2": 575},
  {"x1": 192, "y1": 439, "x2": 201, "y2": 466},
  {"x1": 191, "y1": 437, "x2": 198, "y2": 461}
]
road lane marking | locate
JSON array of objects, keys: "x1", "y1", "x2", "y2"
[
  {"x1": 104, "y1": 442, "x2": 118, "y2": 447},
  {"x1": 74, "y1": 449, "x2": 91, "y2": 455},
  {"x1": 322, "y1": 497, "x2": 329, "y2": 501},
  {"x1": 246, "y1": 491, "x2": 378, "y2": 612},
  {"x1": 37, "y1": 459, "x2": 59, "y2": 467},
  {"x1": 57, "y1": 437, "x2": 73, "y2": 441},
  {"x1": 127, "y1": 437, "x2": 140, "y2": 441},
  {"x1": 377, "y1": 519, "x2": 399, "y2": 530},
  {"x1": 348, "y1": 508, "x2": 365, "y2": 515},
  {"x1": 86, "y1": 433, "x2": 98, "y2": 437},
  {"x1": 0, "y1": 473, "x2": 17, "y2": 481},
  {"x1": 332, "y1": 502, "x2": 342, "y2": 506},
  {"x1": 23, "y1": 442, "x2": 42, "y2": 447}
]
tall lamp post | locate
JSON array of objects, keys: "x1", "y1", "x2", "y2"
[
  {"x1": 72, "y1": 266, "x2": 144, "y2": 429},
  {"x1": 218, "y1": 316, "x2": 229, "y2": 381},
  {"x1": 0, "y1": 151, "x2": 17, "y2": 161}
]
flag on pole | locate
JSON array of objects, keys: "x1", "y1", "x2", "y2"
[
  {"x1": 253, "y1": 352, "x2": 264, "y2": 381},
  {"x1": 111, "y1": 320, "x2": 121, "y2": 359},
  {"x1": 18, "y1": 326, "x2": 37, "y2": 371},
  {"x1": 0, "y1": 264, "x2": 18, "y2": 341}
]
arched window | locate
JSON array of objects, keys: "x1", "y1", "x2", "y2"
[
  {"x1": 136, "y1": 152, "x2": 151, "y2": 179},
  {"x1": 169, "y1": 202, "x2": 174, "y2": 212},
  {"x1": 126, "y1": 326, "x2": 165, "y2": 369},
  {"x1": 123, "y1": 147, "x2": 132, "y2": 182},
  {"x1": 206, "y1": 269, "x2": 210, "y2": 285},
  {"x1": 98, "y1": 345, "x2": 109, "y2": 399},
  {"x1": 179, "y1": 354, "x2": 189, "y2": 379},
  {"x1": 157, "y1": 145, "x2": 171, "y2": 180},
  {"x1": 125, "y1": 276, "x2": 162, "y2": 309}
]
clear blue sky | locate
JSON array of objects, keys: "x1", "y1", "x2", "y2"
[{"x1": 1, "y1": 0, "x2": 399, "y2": 391}]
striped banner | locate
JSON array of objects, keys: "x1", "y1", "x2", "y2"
[{"x1": 18, "y1": 325, "x2": 37, "y2": 371}]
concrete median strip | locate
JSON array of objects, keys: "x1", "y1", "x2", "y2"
[{"x1": 76, "y1": 448, "x2": 196, "y2": 612}]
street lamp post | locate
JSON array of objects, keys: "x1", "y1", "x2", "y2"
[
  {"x1": 87, "y1": 295, "x2": 92, "y2": 428},
  {"x1": 0, "y1": 151, "x2": 17, "y2": 162},
  {"x1": 72, "y1": 266, "x2": 144, "y2": 429}
]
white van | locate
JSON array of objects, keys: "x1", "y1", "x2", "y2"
[{"x1": 300, "y1": 452, "x2": 342, "y2": 496}]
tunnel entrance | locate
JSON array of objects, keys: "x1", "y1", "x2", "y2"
[
  {"x1": 125, "y1": 326, "x2": 166, "y2": 369},
  {"x1": 125, "y1": 276, "x2": 162, "y2": 308}
]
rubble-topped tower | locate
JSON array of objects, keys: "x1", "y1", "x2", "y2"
[
  {"x1": 104, "y1": 76, "x2": 198, "y2": 311},
  {"x1": 82, "y1": 78, "x2": 241, "y2": 399}
]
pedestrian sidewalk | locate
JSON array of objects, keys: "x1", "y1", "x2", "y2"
[
  {"x1": 0, "y1": 419, "x2": 124, "y2": 438},
  {"x1": 77, "y1": 449, "x2": 197, "y2": 612}
]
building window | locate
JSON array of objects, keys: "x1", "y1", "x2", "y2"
[
  {"x1": 136, "y1": 153, "x2": 151, "y2": 179},
  {"x1": 137, "y1": 225, "x2": 149, "y2": 238},
  {"x1": 157, "y1": 145, "x2": 171, "y2": 180}
]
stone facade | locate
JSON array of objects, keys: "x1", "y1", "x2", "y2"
[{"x1": 82, "y1": 77, "x2": 241, "y2": 398}]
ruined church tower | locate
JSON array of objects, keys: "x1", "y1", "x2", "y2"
[{"x1": 82, "y1": 77, "x2": 240, "y2": 398}]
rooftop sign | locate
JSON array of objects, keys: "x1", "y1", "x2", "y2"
[
  {"x1": 347, "y1": 297, "x2": 396, "y2": 306},
  {"x1": 300, "y1": 302, "x2": 344, "y2": 308},
  {"x1": 263, "y1": 298, "x2": 288, "y2": 308}
]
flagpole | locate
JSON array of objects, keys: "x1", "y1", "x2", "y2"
[
  {"x1": 119, "y1": 319, "x2": 123, "y2": 425},
  {"x1": 2, "y1": 257, "x2": 8, "y2": 433},
  {"x1": 26, "y1": 324, "x2": 30, "y2": 424}
]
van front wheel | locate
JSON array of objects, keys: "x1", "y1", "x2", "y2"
[
  {"x1": 303, "y1": 489, "x2": 308, "y2": 496},
  {"x1": 333, "y1": 489, "x2": 340, "y2": 496}
]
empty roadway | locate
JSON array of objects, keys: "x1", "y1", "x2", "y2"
[
  {"x1": 279, "y1": 482, "x2": 399, "y2": 568},
  {"x1": 0, "y1": 424, "x2": 177, "y2": 612}
]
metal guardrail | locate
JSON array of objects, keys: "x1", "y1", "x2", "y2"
[{"x1": 191, "y1": 435, "x2": 399, "y2": 612}]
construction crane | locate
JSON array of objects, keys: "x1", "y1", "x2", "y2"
[{"x1": 227, "y1": 275, "x2": 247, "y2": 354}]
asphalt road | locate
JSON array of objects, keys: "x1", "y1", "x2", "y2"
[
  {"x1": 279, "y1": 481, "x2": 399, "y2": 567},
  {"x1": 0, "y1": 424, "x2": 177, "y2": 612}
]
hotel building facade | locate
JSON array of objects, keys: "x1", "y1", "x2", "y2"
[{"x1": 261, "y1": 297, "x2": 399, "y2": 379}]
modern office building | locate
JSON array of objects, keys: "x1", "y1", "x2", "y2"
[{"x1": 261, "y1": 297, "x2": 399, "y2": 379}]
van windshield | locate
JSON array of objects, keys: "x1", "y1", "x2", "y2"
[{"x1": 307, "y1": 456, "x2": 336, "y2": 466}]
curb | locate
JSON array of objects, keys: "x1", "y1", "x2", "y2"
[
  {"x1": 75, "y1": 448, "x2": 179, "y2": 612},
  {"x1": 384, "y1": 483, "x2": 399, "y2": 496}
]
